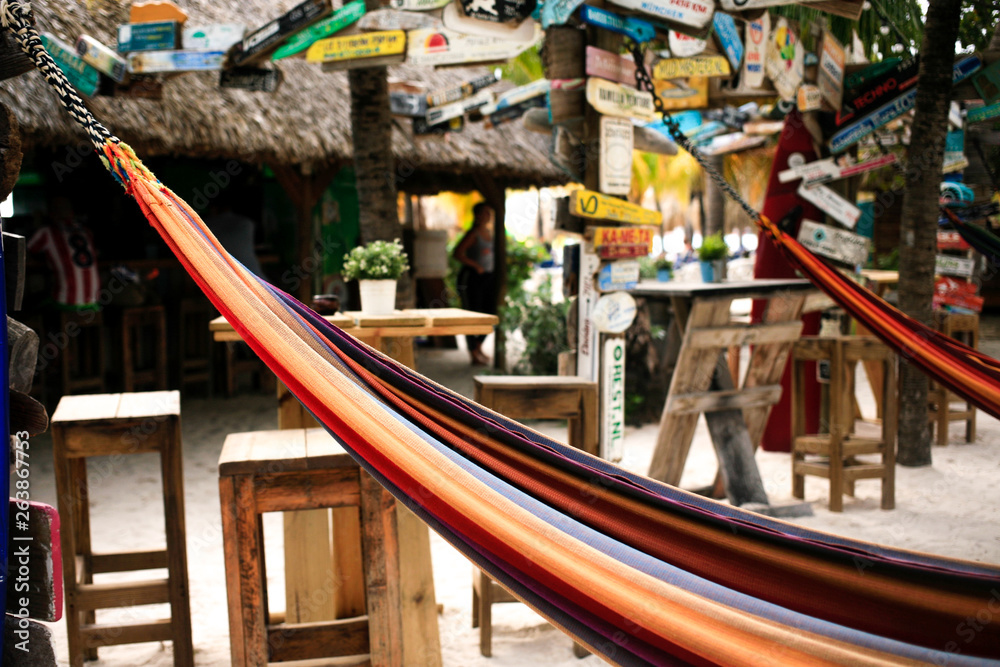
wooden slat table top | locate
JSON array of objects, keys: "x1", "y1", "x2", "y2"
[
  {"x1": 51, "y1": 391, "x2": 180, "y2": 425},
  {"x1": 628, "y1": 278, "x2": 815, "y2": 300},
  {"x1": 219, "y1": 427, "x2": 354, "y2": 477}
]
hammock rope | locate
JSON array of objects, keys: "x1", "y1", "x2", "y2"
[{"x1": 5, "y1": 6, "x2": 1000, "y2": 664}]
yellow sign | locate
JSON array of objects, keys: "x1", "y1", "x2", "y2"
[
  {"x1": 571, "y1": 190, "x2": 660, "y2": 226},
  {"x1": 652, "y1": 55, "x2": 731, "y2": 80},
  {"x1": 593, "y1": 227, "x2": 654, "y2": 258},
  {"x1": 306, "y1": 30, "x2": 406, "y2": 63},
  {"x1": 653, "y1": 76, "x2": 708, "y2": 111}
]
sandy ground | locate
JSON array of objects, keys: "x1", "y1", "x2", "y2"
[{"x1": 23, "y1": 331, "x2": 1000, "y2": 666}]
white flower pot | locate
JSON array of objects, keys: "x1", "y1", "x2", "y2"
[{"x1": 358, "y1": 279, "x2": 397, "y2": 315}]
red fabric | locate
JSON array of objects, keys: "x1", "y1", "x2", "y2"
[{"x1": 752, "y1": 110, "x2": 821, "y2": 451}]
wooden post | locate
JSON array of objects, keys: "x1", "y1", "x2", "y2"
[{"x1": 474, "y1": 173, "x2": 508, "y2": 370}]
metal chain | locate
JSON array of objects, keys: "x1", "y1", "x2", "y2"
[{"x1": 628, "y1": 40, "x2": 761, "y2": 221}]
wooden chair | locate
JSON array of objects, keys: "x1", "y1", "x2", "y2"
[
  {"x1": 471, "y1": 375, "x2": 597, "y2": 658},
  {"x1": 59, "y1": 309, "x2": 106, "y2": 395},
  {"x1": 928, "y1": 311, "x2": 978, "y2": 446},
  {"x1": 120, "y1": 305, "x2": 168, "y2": 392},
  {"x1": 791, "y1": 337, "x2": 897, "y2": 512},
  {"x1": 50, "y1": 391, "x2": 193, "y2": 667},
  {"x1": 224, "y1": 342, "x2": 275, "y2": 397},
  {"x1": 177, "y1": 296, "x2": 214, "y2": 395},
  {"x1": 218, "y1": 428, "x2": 410, "y2": 666}
]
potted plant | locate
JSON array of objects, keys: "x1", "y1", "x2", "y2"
[
  {"x1": 697, "y1": 233, "x2": 728, "y2": 283},
  {"x1": 654, "y1": 257, "x2": 673, "y2": 282},
  {"x1": 342, "y1": 239, "x2": 410, "y2": 315}
]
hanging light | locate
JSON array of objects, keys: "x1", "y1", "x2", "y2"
[
  {"x1": 879, "y1": 23, "x2": 891, "y2": 36},
  {"x1": 862, "y1": 0, "x2": 871, "y2": 8}
]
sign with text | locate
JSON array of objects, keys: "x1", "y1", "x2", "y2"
[
  {"x1": 42, "y1": 33, "x2": 99, "y2": 97},
  {"x1": 442, "y1": 3, "x2": 537, "y2": 41},
  {"x1": 485, "y1": 95, "x2": 545, "y2": 128},
  {"x1": 652, "y1": 54, "x2": 731, "y2": 79},
  {"x1": 577, "y1": 248, "x2": 600, "y2": 381},
  {"x1": 118, "y1": 21, "x2": 179, "y2": 53},
  {"x1": 127, "y1": 49, "x2": 226, "y2": 73},
  {"x1": 937, "y1": 230, "x2": 971, "y2": 251},
  {"x1": 425, "y1": 89, "x2": 494, "y2": 124},
  {"x1": 797, "y1": 183, "x2": 861, "y2": 228},
  {"x1": 426, "y1": 72, "x2": 499, "y2": 107},
  {"x1": 76, "y1": 35, "x2": 127, "y2": 82},
  {"x1": 830, "y1": 89, "x2": 916, "y2": 153},
  {"x1": 572, "y1": 190, "x2": 660, "y2": 225},
  {"x1": 839, "y1": 56, "x2": 918, "y2": 125},
  {"x1": 935, "y1": 254, "x2": 976, "y2": 278},
  {"x1": 601, "y1": 337, "x2": 626, "y2": 462},
  {"x1": 598, "y1": 260, "x2": 640, "y2": 291},
  {"x1": 219, "y1": 66, "x2": 283, "y2": 92},
  {"x1": 764, "y1": 17, "x2": 803, "y2": 101},
  {"x1": 306, "y1": 30, "x2": 405, "y2": 63},
  {"x1": 541, "y1": 0, "x2": 585, "y2": 27},
  {"x1": 272, "y1": 1, "x2": 366, "y2": 60},
  {"x1": 586, "y1": 77, "x2": 656, "y2": 121},
  {"x1": 742, "y1": 12, "x2": 768, "y2": 90},
  {"x1": 779, "y1": 153, "x2": 898, "y2": 184},
  {"x1": 358, "y1": 8, "x2": 441, "y2": 31},
  {"x1": 586, "y1": 46, "x2": 638, "y2": 87},
  {"x1": 183, "y1": 23, "x2": 246, "y2": 51},
  {"x1": 669, "y1": 30, "x2": 706, "y2": 57},
  {"x1": 593, "y1": 226, "x2": 654, "y2": 258},
  {"x1": 797, "y1": 84, "x2": 822, "y2": 112},
  {"x1": 653, "y1": 76, "x2": 708, "y2": 110},
  {"x1": 600, "y1": 116, "x2": 634, "y2": 196},
  {"x1": 579, "y1": 6, "x2": 655, "y2": 43},
  {"x1": 231, "y1": 0, "x2": 330, "y2": 66},
  {"x1": 391, "y1": 0, "x2": 450, "y2": 9},
  {"x1": 798, "y1": 220, "x2": 869, "y2": 265},
  {"x1": 478, "y1": 78, "x2": 549, "y2": 115},
  {"x1": 593, "y1": 292, "x2": 637, "y2": 334},
  {"x1": 390, "y1": 91, "x2": 428, "y2": 116},
  {"x1": 610, "y1": 0, "x2": 714, "y2": 30},
  {"x1": 968, "y1": 101, "x2": 1000, "y2": 124},
  {"x1": 458, "y1": 0, "x2": 536, "y2": 23},
  {"x1": 712, "y1": 11, "x2": 743, "y2": 71},
  {"x1": 406, "y1": 25, "x2": 539, "y2": 66},
  {"x1": 818, "y1": 30, "x2": 845, "y2": 110}
]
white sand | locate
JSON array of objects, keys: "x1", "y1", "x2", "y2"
[{"x1": 26, "y1": 340, "x2": 1000, "y2": 666}]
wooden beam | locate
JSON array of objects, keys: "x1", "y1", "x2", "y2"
[{"x1": 473, "y1": 173, "x2": 508, "y2": 370}]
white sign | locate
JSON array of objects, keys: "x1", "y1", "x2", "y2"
[
  {"x1": 721, "y1": 0, "x2": 832, "y2": 8},
  {"x1": 742, "y1": 12, "x2": 769, "y2": 90},
  {"x1": 818, "y1": 30, "x2": 845, "y2": 110},
  {"x1": 797, "y1": 182, "x2": 861, "y2": 229},
  {"x1": 406, "y1": 25, "x2": 540, "y2": 66},
  {"x1": 600, "y1": 116, "x2": 634, "y2": 196},
  {"x1": 598, "y1": 260, "x2": 640, "y2": 291},
  {"x1": 610, "y1": 0, "x2": 714, "y2": 29},
  {"x1": 182, "y1": 23, "x2": 245, "y2": 51},
  {"x1": 798, "y1": 220, "x2": 870, "y2": 265},
  {"x1": 601, "y1": 337, "x2": 626, "y2": 462},
  {"x1": 936, "y1": 255, "x2": 976, "y2": 278},
  {"x1": 669, "y1": 30, "x2": 706, "y2": 57},
  {"x1": 592, "y1": 292, "x2": 637, "y2": 333},
  {"x1": 577, "y1": 248, "x2": 601, "y2": 381},
  {"x1": 586, "y1": 77, "x2": 656, "y2": 121},
  {"x1": 797, "y1": 84, "x2": 822, "y2": 112},
  {"x1": 779, "y1": 153, "x2": 899, "y2": 184},
  {"x1": 441, "y1": 2, "x2": 537, "y2": 42},
  {"x1": 391, "y1": 0, "x2": 451, "y2": 9},
  {"x1": 765, "y1": 17, "x2": 803, "y2": 101}
]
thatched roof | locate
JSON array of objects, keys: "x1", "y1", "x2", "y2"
[{"x1": 0, "y1": 0, "x2": 567, "y2": 191}]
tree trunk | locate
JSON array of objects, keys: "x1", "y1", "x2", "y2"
[
  {"x1": 896, "y1": 0, "x2": 963, "y2": 466},
  {"x1": 349, "y1": 65, "x2": 399, "y2": 242}
]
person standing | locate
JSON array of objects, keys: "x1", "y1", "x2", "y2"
[
  {"x1": 28, "y1": 196, "x2": 101, "y2": 310},
  {"x1": 453, "y1": 203, "x2": 495, "y2": 366}
]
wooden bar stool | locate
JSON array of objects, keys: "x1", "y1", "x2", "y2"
[
  {"x1": 59, "y1": 309, "x2": 106, "y2": 395},
  {"x1": 472, "y1": 375, "x2": 597, "y2": 658},
  {"x1": 218, "y1": 428, "x2": 407, "y2": 666},
  {"x1": 791, "y1": 337, "x2": 897, "y2": 512},
  {"x1": 50, "y1": 391, "x2": 193, "y2": 667},
  {"x1": 928, "y1": 311, "x2": 978, "y2": 446},
  {"x1": 177, "y1": 297, "x2": 214, "y2": 395},
  {"x1": 120, "y1": 305, "x2": 168, "y2": 392}
]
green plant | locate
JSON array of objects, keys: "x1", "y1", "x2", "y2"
[
  {"x1": 654, "y1": 257, "x2": 673, "y2": 272},
  {"x1": 876, "y1": 248, "x2": 900, "y2": 271},
  {"x1": 637, "y1": 256, "x2": 657, "y2": 279},
  {"x1": 698, "y1": 233, "x2": 728, "y2": 262},
  {"x1": 342, "y1": 239, "x2": 410, "y2": 281},
  {"x1": 504, "y1": 277, "x2": 570, "y2": 375}
]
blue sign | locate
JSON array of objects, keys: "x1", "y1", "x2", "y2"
[
  {"x1": 579, "y1": 5, "x2": 655, "y2": 43},
  {"x1": 541, "y1": 0, "x2": 585, "y2": 28},
  {"x1": 712, "y1": 12, "x2": 743, "y2": 71}
]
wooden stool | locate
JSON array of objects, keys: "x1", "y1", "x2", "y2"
[
  {"x1": 219, "y1": 428, "x2": 408, "y2": 666},
  {"x1": 791, "y1": 337, "x2": 897, "y2": 512},
  {"x1": 472, "y1": 375, "x2": 597, "y2": 658},
  {"x1": 928, "y1": 311, "x2": 978, "y2": 446},
  {"x1": 224, "y1": 342, "x2": 275, "y2": 397},
  {"x1": 177, "y1": 297, "x2": 214, "y2": 395},
  {"x1": 59, "y1": 309, "x2": 106, "y2": 395},
  {"x1": 120, "y1": 305, "x2": 168, "y2": 392},
  {"x1": 51, "y1": 391, "x2": 193, "y2": 667}
]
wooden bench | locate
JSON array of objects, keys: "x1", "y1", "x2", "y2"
[
  {"x1": 791, "y1": 337, "x2": 897, "y2": 512},
  {"x1": 218, "y1": 428, "x2": 414, "y2": 666},
  {"x1": 929, "y1": 311, "x2": 978, "y2": 446},
  {"x1": 51, "y1": 391, "x2": 192, "y2": 667},
  {"x1": 472, "y1": 375, "x2": 597, "y2": 658}
]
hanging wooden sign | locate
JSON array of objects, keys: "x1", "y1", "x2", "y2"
[
  {"x1": 764, "y1": 17, "x2": 803, "y2": 101},
  {"x1": 703, "y1": 132, "x2": 766, "y2": 155},
  {"x1": 486, "y1": 95, "x2": 545, "y2": 127},
  {"x1": 973, "y1": 60, "x2": 1000, "y2": 105},
  {"x1": 578, "y1": 6, "x2": 656, "y2": 43},
  {"x1": 935, "y1": 254, "x2": 976, "y2": 278},
  {"x1": 524, "y1": 109, "x2": 677, "y2": 155},
  {"x1": 458, "y1": 0, "x2": 536, "y2": 23},
  {"x1": 577, "y1": 249, "x2": 601, "y2": 381},
  {"x1": 831, "y1": 90, "x2": 916, "y2": 153},
  {"x1": 587, "y1": 77, "x2": 656, "y2": 121},
  {"x1": 130, "y1": 0, "x2": 188, "y2": 24},
  {"x1": 601, "y1": 336, "x2": 626, "y2": 462},
  {"x1": 272, "y1": 1, "x2": 367, "y2": 60},
  {"x1": 652, "y1": 55, "x2": 731, "y2": 80},
  {"x1": 117, "y1": 21, "x2": 179, "y2": 53},
  {"x1": 797, "y1": 182, "x2": 861, "y2": 228},
  {"x1": 797, "y1": 220, "x2": 869, "y2": 265},
  {"x1": 550, "y1": 124, "x2": 585, "y2": 180},
  {"x1": 541, "y1": 0, "x2": 585, "y2": 28},
  {"x1": 797, "y1": 84, "x2": 822, "y2": 112},
  {"x1": 75, "y1": 35, "x2": 127, "y2": 82},
  {"x1": 668, "y1": 30, "x2": 706, "y2": 57},
  {"x1": 687, "y1": 120, "x2": 729, "y2": 145},
  {"x1": 306, "y1": 30, "x2": 405, "y2": 63},
  {"x1": 359, "y1": 8, "x2": 441, "y2": 31},
  {"x1": 818, "y1": 30, "x2": 845, "y2": 110},
  {"x1": 593, "y1": 292, "x2": 637, "y2": 334},
  {"x1": 441, "y1": 3, "x2": 537, "y2": 42},
  {"x1": 712, "y1": 11, "x2": 743, "y2": 71},
  {"x1": 742, "y1": 12, "x2": 768, "y2": 90},
  {"x1": 183, "y1": 23, "x2": 246, "y2": 51},
  {"x1": 231, "y1": 0, "x2": 331, "y2": 66},
  {"x1": 425, "y1": 89, "x2": 494, "y2": 124},
  {"x1": 968, "y1": 101, "x2": 1000, "y2": 124},
  {"x1": 838, "y1": 56, "x2": 918, "y2": 126},
  {"x1": 405, "y1": 25, "x2": 539, "y2": 66},
  {"x1": 127, "y1": 50, "x2": 226, "y2": 73},
  {"x1": 426, "y1": 72, "x2": 499, "y2": 106},
  {"x1": 609, "y1": 0, "x2": 714, "y2": 30},
  {"x1": 586, "y1": 46, "x2": 638, "y2": 87},
  {"x1": 391, "y1": 0, "x2": 451, "y2": 10},
  {"x1": 599, "y1": 116, "x2": 634, "y2": 196},
  {"x1": 937, "y1": 230, "x2": 970, "y2": 251},
  {"x1": 41, "y1": 33, "x2": 98, "y2": 97},
  {"x1": 593, "y1": 227, "x2": 654, "y2": 258},
  {"x1": 220, "y1": 66, "x2": 283, "y2": 92},
  {"x1": 571, "y1": 190, "x2": 660, "y2": 225},
  {"x1": 391, "y1": 91, "x2": 428, "y2": 116},
  {"x1": 598, "y1": 260, "x2": 640, "y2": 291},
  {"x1": 479, "y1": 78, "x2": 550, "y2": 116},
  {"x1": 653, "y1": 76, "x2": 708, "y2": 110},
  {"x1": 413, "y1": 115, "x2": 464, "y2": 134},
  {"x1": 779, "y1": 153, "x2": 898, "y2": 184}
]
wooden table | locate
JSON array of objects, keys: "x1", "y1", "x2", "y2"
[
  {"x1": 630, "y1": 280, "x2": 816, "y2": 511},
  {"x1": 210, "y1": 307, "x2": 498, "y2": 666}
]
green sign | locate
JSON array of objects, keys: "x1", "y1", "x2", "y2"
[
  {"x1": 272, "y1": 0, "x2": 366, "y2": 61},
  {"x1": 968, "y1": 101, "x2": 1000, "y2": 124}
]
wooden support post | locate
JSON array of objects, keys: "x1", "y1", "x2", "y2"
[{"x1": 473, "y1": 173, "x2": 508, "y2": 370}]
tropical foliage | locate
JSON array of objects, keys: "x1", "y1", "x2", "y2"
[{"x1": 342, "y1": 239, "x2": 409, "y2": 281}]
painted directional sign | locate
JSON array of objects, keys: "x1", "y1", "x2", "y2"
[
  {"x1": 703, "y1": 132, "x2": 766, "y2": 155},
  {"x1": 183, "y1": 23, "x2": 246, "y2": 51},
  {"x1": 579, "y1": 6, "x2": 655, "y2": 43},
  {"x1": 571, "y1": 190, "x2": 660, "y2": 225},
  {"x1": 600, "y1": 116, "x2": 634, "y2": 196},
  {"x1": 458, "y1": 0, "x2": 536, "y2": 23},
  {"x1": 798, "y1": 219, "x2": 870, "y2": 265},
  {"x1": 541, "y1": 0, "x2": 585, "y2": 28},
  {"x1": 968, "y1": 101, "x2": 1000, "y2": 124},
  {"x1": 712, "y1": 11, "x2": 743, "y2": 71},
  {"x1": 426, "y1": 72, "x2": 498, "y2": 107},
  {"x1": 839, "y1": 56, "x2": 918, "y2": 125},
  {"x1": 797, "y1": 183, "x2": 861, "y2": 228},
  {"x1": 779, "y1": 153, "x2": 898, "y2": 184},
  {"x1": 765, "y1": 17, "x2": 803, "y2": 101},
  {"x1": 973, "y1": 60, "x2": 1000, "y2": 104},
  {"x1": 390, "y1": 0, "x2": 450, "y2": 9},
  {"x1": 127, "y1": 50, "x2": 226, "y2": 73},
  {"x1": 601, "y1": 337, "x2": 626, "y2": 462},
  {"x1": 358, "y1": 7, "x2": 441, "y2": 31},
  {"x1": 442, "y1": 3, "x2": 537, "y2": 42},
  {"x1": 742, "y1": 12, "x2": 768, "y2": 90},
  {"x1": 598, "y1": 260, "x2": 640, "y2": 291},
  {"x1": 306, "y1": 30, "x2": 405, "y2": 63},
  {"x1": 271, "y1": 2, "x2": 366, "y2": 60},
  {"x1": 76, "y1": 35, "x2": 127, "y2": 82},
  {"x1": 220, "y1": 66, "x2": 283, "y2": 92},
  {"x1": 653, "y1": 76, "x2": 708, "y2": 110},
  {"x1": 587, "y1": 77, "x2": 656, "y2": 121},
  {"x1": 669, "y1": 30, "x2": 706, "y2": 57},
  {"x1": 818, "y1": 30, "x2": 845, "y2": 110},
  {"x1": 406, "y1": 25, "x2": 540, "y2": 66},
  {"x1": 610, "y1": 0, "x2": 714, "y2": 30},
  {"x1": 425, "y1": 89, "x2": 494, "y2": 124},
  {"x1": 486, "y1": 95, "x2": 545, "y2": 127},
  {"x1": 935, "y1": 254, "x2": 976, "y2": 278},
  {"x1": 797, "y1": 84, "x2": 822, "y2": 112},
  {"x1": 593, "y1": 227, "x2": 654, "y2": 258},
  {"x1": 479, "y1": 78, "x2": 549, "y2": 116},
  {"x1": 231, "y1": 0, "x2": 331, "y2": 66},
  {"x1": 390, "y1": 91, "x2": 428, "y2": 116},
  {"x1": 586, "y1": 46, "x2": 639, "y2": 87},
  {"x1": 41, "y1": 33, "x2": 99, "y2": 97},
  {"x1": 652, "y1": 55, "x2": 730, "y2": 79},
  {"x1": 118, "y1": 21, "x2": 179, "y2": 53}
]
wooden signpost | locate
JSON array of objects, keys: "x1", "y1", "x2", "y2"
[
  {"x1": 571, "y1": 189, "x2": 660, "y2": 225},
  {"x1": 458, "y1": 0, "x2": 536, "y2": 23},
  {"x1": 306, "y1": 30, "x2": 405, "y2": 63},
  {"x1": 406, "y1": 26, "x2": 540, "y2": 66},
  {"x1": 220, "y1": 66, "x2": 283, "y2": 92},
  {"x1": 742, "y1": 13, "x2": 768, "y2": 89},
  {"x1": 593, "y1": 293, "x2": 637, "y2": 334},
  {"x1": 668, "y1": 30, "x2": 707, "y2": 57},
  {"x1": 390, "y1": 0, "x2": 450, "y2": 10},
  {"x1": 764, "y1": 17, "x2": 803, "y2": 101},
  {"x1": 609, "y1": 0, "x2": 714, "y2": 30},
  {"x1": 577, "y1": 249, "x2": 601, "y2": 381},
  {"x1": 592, "y1": 226, "x2": 654, "y2": 258},
  {"x1": 231, "y1": 0, "x2": 331, "y2": 66},
  {"x1": 586, "y1": 46, "x2": 639, "y2": 87},
  {"x1": 797, "y1": 182, "x2": 861, "y2": 228},
  {"x1": 441, "y1": 3, "x2": 537, "y2": 42},
  {"x1": 818, "y1": 30, "x2": 845, "y2": 110},
  {"x1": 578, "y1": 6, "x2": 656, "y2": 43},
  {"x1": 359, "y1": 8, "x2": 442, "y2": 31},
  {"x1": 117, "y1": 21, "x2": 179, "y2": 53},
  {"x1": 599, "y1": 116, "x2": 634, "y2": 195},
  {"x1": 127, "y1": 50, "x2": 226, "y2": 73},
  {"x1": 426, "y1": 72, "x2": 498, "y2": 106},
  {"x1": 712, "y1": 11, "x2": 743, "y2": 71},
  {"x1": 75, "y1": 35, "x2": 127, "y2": 82},
  {"x1": 271, "y1": 0, "x2": 366, "y2": 60},
  {"x1": 586, "y1": 77, "x2": 656, "y2": 121},
  {"x1": 797, "y1": 220, "x2": 870, "y2": 265},
  {"x1": 425, "y1": 89, "x2": 494, "y2": 124},
  {"x1": 653, "y1": 76, "x2": 709, "y2": 110},
  {"x1": 183, "y1": 23, "x2": 246, "y2": 51},
  {"x1": 41, "y1": 33, "x2": 99, "y2": 97},
  {"x1": 653, "y1": 55, "x2": 731, "y2": 79}
]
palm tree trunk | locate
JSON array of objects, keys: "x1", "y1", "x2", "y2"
[
  {"x1": 348, "y1": 65, "x2": 399, "y2": 242},
  {"x1": 896, "y1": 0, "x2": 963, "y2": 466}
]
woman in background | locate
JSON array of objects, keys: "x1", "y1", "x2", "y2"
[{"x1": 453, "y1": 203, "x2": 495, "y2": 366}]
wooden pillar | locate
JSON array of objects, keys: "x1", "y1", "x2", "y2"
[{"x1": 474, "y1": 173, "x2": 508, "y2": 370}]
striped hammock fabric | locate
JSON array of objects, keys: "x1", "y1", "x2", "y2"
[
  {"x1": 4, "y1": 4, "x2": 1000, "y2": 664},
  {"x1": 944, "y1": 206, "x2": 1000, "y2": 266}
]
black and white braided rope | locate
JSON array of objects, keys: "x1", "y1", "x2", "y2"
[{"x1": 0, "y1": 0, "x2": 117, "y2": 149}]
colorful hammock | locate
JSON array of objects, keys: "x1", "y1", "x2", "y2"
[
  {"x1": 944, "y1": 206, "x2": 1000, "y2": 266},
  {"x1": 5, "y1": 4, "x2": 1000, "y2": 665}
]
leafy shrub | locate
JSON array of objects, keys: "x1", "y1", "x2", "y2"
[
  {"x1": 698, "y1": 233, "x2": 728, "y2": 261},
  {"x1": 342, "y1": 239, "x2": 409, "y2": 281},
  {"x1": 503, "y1": 276, "x2": 570, "y2": 375}
]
